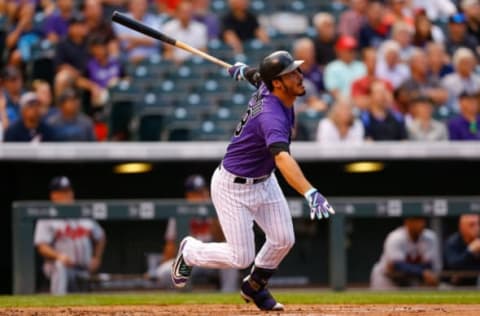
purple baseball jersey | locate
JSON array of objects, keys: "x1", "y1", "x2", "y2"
[
  {"x1": 86, "y1": 58, "x2": 121, "y2": 88},
  {"x1": 222, "y1": 83, "x2": 294, "y2": 178}
]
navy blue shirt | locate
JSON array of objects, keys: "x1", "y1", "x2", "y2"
[
  {"x1": 4, "y1": 119, "x2": 55, "y2": 142},
  {"x1": 444, "y1": 233, "x2": 480, "y2": 271},
  {"x1": 361, "y1": 110, "x2": 407, "y2": 141},
  {"x1": 444, "y1": 233, "x2": 480, "y2": 285}
]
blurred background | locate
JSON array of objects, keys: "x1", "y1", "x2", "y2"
[{"x1": 1, "y1": 0, "x2": 480, "y2": 295}]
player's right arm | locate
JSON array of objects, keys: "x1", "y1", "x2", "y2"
[
  {"x1": 273, "y1": 147, "x2": 334, "y2": 220},
  {"x1": 274, "y1": 151, "x2": 313, "y2": 196},
  {"x1": 34, "y1": 221, "x2": 74, "y2": 266},
  {"x1": 37, "y1": 243, "x2": 74, "y2": 267}
]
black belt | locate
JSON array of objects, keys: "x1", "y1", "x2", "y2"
[{"x1": 218, "y1": 164, "x2": 269, "y2": 184}]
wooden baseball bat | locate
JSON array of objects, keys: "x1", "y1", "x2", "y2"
[{"x1": 111, "y1": 11, "x2": 232, "y2": 69}]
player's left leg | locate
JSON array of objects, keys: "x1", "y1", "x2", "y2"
[
  {"x1": 240, "y1": 174, "x2": 295, "y2": 311},
  {"x1": 253, "y1": 174, "x2": 295, "y2": 269},
  {"x1": 49, "y1": 260, "x2": 68, "y2": 295}
]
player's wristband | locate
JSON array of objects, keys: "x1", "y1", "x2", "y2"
[{"x1": 304, "y1": 188, "x2": 317, "y2": 200}]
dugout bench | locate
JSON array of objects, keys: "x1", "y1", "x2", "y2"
[{"x1": 12, "y1": 197, "x2": 480, "y2": 294}]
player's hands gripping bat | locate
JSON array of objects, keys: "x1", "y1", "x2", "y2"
[
  {"x1": 228, "y1": 62, "x2": 261, "y2": 87},
  {"x1": 304, "y1": 188, "x2": 335, "y2": 220}
]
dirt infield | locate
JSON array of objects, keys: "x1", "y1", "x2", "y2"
[{"x1": 2, "y1": 304, "x2": 480, "y2": 316}]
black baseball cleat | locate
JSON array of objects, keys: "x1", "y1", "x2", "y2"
[
  {"x1": 240, "y1": 276, "x2": 284, "y2": 311},
  {"x1": 171, "y1": 236, "x2": 193, "y2": 288}
]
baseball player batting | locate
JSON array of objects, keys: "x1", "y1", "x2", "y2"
[{"x1": 171, "y1": 51, "x2": 335, "y2": 311}]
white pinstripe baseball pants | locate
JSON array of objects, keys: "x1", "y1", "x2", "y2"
[{"x1": 183, "y1": 165, "x2": 295, "y2": 270}]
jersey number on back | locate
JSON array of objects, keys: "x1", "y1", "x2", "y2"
[
  {"x1": 234, "y1": 91, "x2": 263, "y2": 137},
  {"x1": 234, "y1": 108, "x2": 251, "y2": 137}
]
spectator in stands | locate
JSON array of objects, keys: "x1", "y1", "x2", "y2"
[
  {"x1": 426, "y1": 42, "x2": 453, "y2": 81},
  {"x1": 463, "y1": 0, "x2": 480, "y2": 44},
  {"x1": 4, "y1": 92, "x2": 55, "y2": 142},
  {"x1": 293, "y1": 38, "x2": 328, "y2": 113},
  {"x1": 399, "y1": 49, "x2": 449, "y2": 107},
  {"x1": 32, "y1": 79, "x2": 57, "y2": 119},
  {"x1": 391, "y1": 22, "x2": 415, "y2": 62},
  {"x1": 412, "y1": 8, "x2": 446, "y2": 47},
  {"x1": 442, "y1": 48, "x2": 480, "y2": 111},
  {"x1": 221, "y1": 0, "x2": 269, "y2": 55},
  {"x1": 163, "y1": 1, "x2": 208, "y2": 63},
  {"x1": 351, "y1": 48, "x2": 393, "y2": 111},
  {"x1": 406, "y1": 95, "x2": 449, "y2": 141},
  {"x1": 324, "y1": 35, "x2": 366, "y2": 99},
  {"x1": 370, "y1": 216, "x2": 440, "y2": 289},
  {"x1": 113, "y1": 0, "x2": 160, "y2": 63},
  {"x1": 44, "y1": 0, "x2": 76, "y2": 44},
  {"x1": 85, "y1": 35, "x2": 122, "y2": 101},
  {"x1": 192, "y1": 0, "x2": 220, "y2": 40},
  {"x1": 156, "y1": 0, "x2": 182, "y2": 16},
  {"x1": 445, "y1": 13, "x2": 479, "y2": 58},
  {"x1": 102, "y1": 0, "x2": 128, "y2": 19},
  {"x1": 0, "y1": 91, "x2": 9, "y2": 141},
  {"x1": 447, "y1": 90, "x2": 480, "y2": 140},
  {"x1": 358, "y1": 0, "x2": 390, "y2": 50},
  {"x1": 412, "y1": 0, "x2": 457, "y2": 21},
  {"x1": 384, "y1": 0, "x2": 414, "y2": 27},
  {"x1": 444, "y1": 214, "x2": 480, "y2": 286},
  {"x1": 312, "y1": 13, "x2": 337, "y2": 67},
  {"x1": 39, "y1": 0, "x2": 57, "y2": 17},
  {"x1": 34, "y1": 176, "x2": 106, "y2": 295},
  {"x1": 338, "y1": 0, "x2": 367, "y2": 39},
  {"x1": 361, "y1": 80, "x2": 407, "y2": 141},
  {"x1": 82, "y1": 0, "x2": 119, "y2": 57},
  {"x1": 0, "y1": 66, "x2": 24, "y2": 123},
  {"x1": 316, "y1": 97, "x2": 364, "y2": 143},
  {"x1": 54, "y1": 14, "x2": 106, "y2": 109},
  {"x1": 154, "y1": 174, "x2": 238, "y2": 292},
  {"x1": 294, "y1": 38, "x2": 324, "y2": 94},
  {"x1": 47, "y1": 88, "x2": 96, "y2": 141},
  {"x1": 376, "y1": 40, "x2": 410, "y2": 89},
  {"x1": 4, "y1": 0, "x2": 39, "y2": 66}
]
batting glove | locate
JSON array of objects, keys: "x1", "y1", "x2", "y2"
[
  {"x1": 228, "y1": 62, "x2": 248, "y2": 81},
  {"x1": 304, "y1": 188, "x2": 335, "y2": 220}
]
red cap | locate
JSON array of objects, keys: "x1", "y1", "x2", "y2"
[{"x1": 335, "y1": 35, "x2": 358, "y2": 50}]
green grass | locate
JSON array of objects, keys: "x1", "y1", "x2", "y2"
[{"x1": 1, "y1": 290, "x2": 480, "y2": 308}]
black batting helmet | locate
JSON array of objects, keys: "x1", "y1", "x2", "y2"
[{"x1": 259, "y1": 51, "x2": 304, "y2": 90}]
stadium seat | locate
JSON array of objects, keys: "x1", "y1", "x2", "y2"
[
  {"x1": 108, "y1": 80, "x2": 142, "y2": 103},
  {"x1": 136, "y1": 108, "x2": 166, "y2": 141},
  {"x1": 194, "y1": 79, "x2": 232, "y2": 103},
  {"x1": 108, "y1": 100, "x2": 134, "y2": 140},
  {"x1": 191, "y1": 121, "x2": 230, "y2": 141},
  {"x1": 296, "y1": 110, "x2": 325, "y2": 141},
  {"x1": 136, "y1": 92, "x2": 173, "y2": 111},
  {"x1": 161, "y1": 119, "x2": 203, "y2": 141},
  {"x1": 433, "y1": 106, "x2": 456, "y2": 122},
  {"x1": 208, "y1": 107, "x2": 239, "y2": 132},
  {"x1": 207, "y1": 39, "x2": 235, "y2": 62}
]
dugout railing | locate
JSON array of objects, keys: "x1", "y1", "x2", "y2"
[{"x1": 12, "y1": 197, "x2": 480, "y2": 294}]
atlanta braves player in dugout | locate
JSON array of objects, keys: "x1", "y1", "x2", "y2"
[{"x1": 172, "y1": 51, "x2": 335, "y2": 311}]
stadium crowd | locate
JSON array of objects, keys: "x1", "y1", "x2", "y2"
[{"x1": 1, "y1": 0, "x2": 480, "y2": 142}]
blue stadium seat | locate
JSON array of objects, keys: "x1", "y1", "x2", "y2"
[
  {"x1": 136, "y1": 108, "x2": 166, "y2": 141},
  {"x1": 109, "y1": 80, "x2": 142, "y2": 102},
  {"x1": 296, "y1": 110, "x2": 325, "y2": 141},
  {"x1": 109, "y1": 100, "x2": 134, "y2": 140},
  {"x1": 161, "y1": 120, "x2": 203, "y2": 141},
  {"x1": 433, "y1": 105, "x2": 456, "y2": 122},
  {"x1": 191, "y1": 121, "x2": 230, "y2": 141}
]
